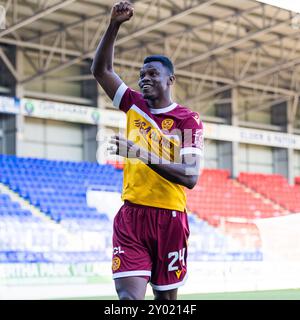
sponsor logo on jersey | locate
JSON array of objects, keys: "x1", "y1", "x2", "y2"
[
  {"x1": 133, "y1": 118, "x2": 176, "y2": 152},
  {"x1": 134, "y1": 119, "x2": 151, "y2": 135}
]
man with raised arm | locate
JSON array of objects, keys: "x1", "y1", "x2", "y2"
[{"x1": 91, "y1": 1, "x2": 204, "y2": 300}]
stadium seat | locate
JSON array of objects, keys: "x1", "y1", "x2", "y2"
[
  {"x1": 239, "y1": 172, "x2": 300, "y2": 212},
  {"x1": 0, "y1": 154, "x2": 120, "y2": 224},
  {"x1": 186, "y1": 169, "x2": 287, "y2": 224},
  {"x1": 0, "y1": 154, "x2": 281, "y2": 263}
]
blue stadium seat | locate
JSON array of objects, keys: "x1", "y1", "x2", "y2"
[{"x1": 0, "y1": 154, "x2": 126, "y2": 263}]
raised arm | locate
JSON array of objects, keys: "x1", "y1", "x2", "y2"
[{"x1": 90, "y1": 1, "x2": 134, "y2": 100}]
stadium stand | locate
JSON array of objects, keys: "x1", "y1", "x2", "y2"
[
  {"x1": 186, "y1": 169, "x2": 286, "y2": 226},
  {"x1": 188, "y1": 215, "x2": 262, "y2": 261},
  {"x1": 3, "y1": 156, "x2": 299, "y2": 265},
  {"x1": 0, "y1": 154, "x2": 123, "y2": 263},
  {"x1": 0, "y1": 186, "x2": 107, "y2": 263},
  {"x1": 0, "y1": 191, "x2": 33, "y2": 220},
  {"x1": 0, "y1": 189, "x2": 53, "y2": 263},
  {"x1": 0, "y1": 154, "x2": 118, "y2": 225},
  {"x1": 239, "y1": 173, "x2": 300, "y2": 212}
]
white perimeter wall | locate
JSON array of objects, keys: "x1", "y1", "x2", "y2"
[
  {"x1": 204, "y1": 139, "x2": 274, "y2": 175},
  {"x1": 18, "y1": 117, "x2": 84, "y2": 161},
  {"x1": 204, "y1": 139, "x2": 218, "y2": 168},
  {"x1": 239, "y1": 143, "x2": 273, "y2": 174},
  {"x1": 295, "y1": 150, "x2": 300, "y2": 177}
]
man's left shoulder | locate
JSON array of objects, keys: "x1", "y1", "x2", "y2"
[{"x1": 173, "y1": 104, "x2": 202, "y2": 127}]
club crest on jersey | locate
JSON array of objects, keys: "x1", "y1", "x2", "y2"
[
  {"x1": 162, "y1": 119, "x2": 174, "y2": 130},
  {"x1": 112, "y1": 257, "x2": 121, "y2": 271}
]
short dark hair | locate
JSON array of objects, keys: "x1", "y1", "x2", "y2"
[{"x1": 143, "y1": 55, "x2": 174, "y2": 75}]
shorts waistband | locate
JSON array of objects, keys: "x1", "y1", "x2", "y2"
[
  {"x1": 124, "y1": 200, "x2": 185, "y2": 213},
  {"x1": 124, "y1": 200, "x2": 155, "y2": 209}
]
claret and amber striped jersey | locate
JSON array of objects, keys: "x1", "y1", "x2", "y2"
[{"x1": 113, "y1": 83, "x2": 204, "y2": 212}]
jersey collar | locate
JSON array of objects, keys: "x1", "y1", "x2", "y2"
[{"x1": 149, "y1": 103, "x2": 178, "y2": 114}]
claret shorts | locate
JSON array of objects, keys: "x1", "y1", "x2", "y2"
[{"x1": 112, "y1": 200, "x2": 190, "y2": 291}]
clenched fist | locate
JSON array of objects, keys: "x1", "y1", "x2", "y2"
[{"x1": 111, "y1": 1, "x2": 134, "y2": 24}]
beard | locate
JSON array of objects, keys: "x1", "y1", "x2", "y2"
[{"x1": 141, "y1": 90, "x2": 157, "y2": 100}]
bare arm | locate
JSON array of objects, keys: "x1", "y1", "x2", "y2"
[
  {"x1": 141, "y1": 151, "x2": 201, "y2": 189},
  {"x1": 109, "y1": 135, "x2": 201, "y2": 189},
  {"x1": 90, "y1": 1, "x2": 134, "y2": 100}
]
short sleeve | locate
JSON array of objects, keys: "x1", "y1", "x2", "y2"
[
  {"x1": 179, "y1": 112, "x2": 204, "y2": 157},
  {"x1": 112, "y1": 82, "x2": 143, "y2": 113}
]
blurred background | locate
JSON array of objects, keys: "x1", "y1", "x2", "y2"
[{"x1": 0, "y1": 0, "x2": 300, "y2": 299}]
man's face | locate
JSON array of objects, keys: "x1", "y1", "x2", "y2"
[{"x1": 138, "y1": 61, "x2": 171, "y2": 100}]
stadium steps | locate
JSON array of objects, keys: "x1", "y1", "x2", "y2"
[
  {"x1": 235, "y1": 180, "x2": 290, "y2": 217},
  {"x1": 0, "y1": 182, "x2": 72, "y2": 236}
]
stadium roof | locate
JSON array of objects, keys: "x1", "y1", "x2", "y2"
[
  {"x1": 0, "y1": 0, "x2": 299, "y2": 129},
  {"x1": 256, "y1": 0, "x2": 300, "y2": 13}
]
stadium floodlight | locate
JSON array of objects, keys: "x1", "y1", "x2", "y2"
[{"x1": 255, "y1": 0, "x2": 300, "y2": 13}]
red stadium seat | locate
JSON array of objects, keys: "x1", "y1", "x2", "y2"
[
  {"x1": 106, "y1": 160, "x2": 124, "y2": 170},
  {"x1": 238, "y1": 172, "x2": 300, "y2": 213},
  {"x1": 186, "y1": 169, "x2": 289, "y2": 225}
]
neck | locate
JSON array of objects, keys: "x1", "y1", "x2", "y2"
[{"x1": 146, "y1": 96, "x2": 173, "y2": 109}]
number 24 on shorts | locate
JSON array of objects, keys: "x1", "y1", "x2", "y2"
[{"x1": 168, "y1": 248, "x2": 186, "y2": 272}]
